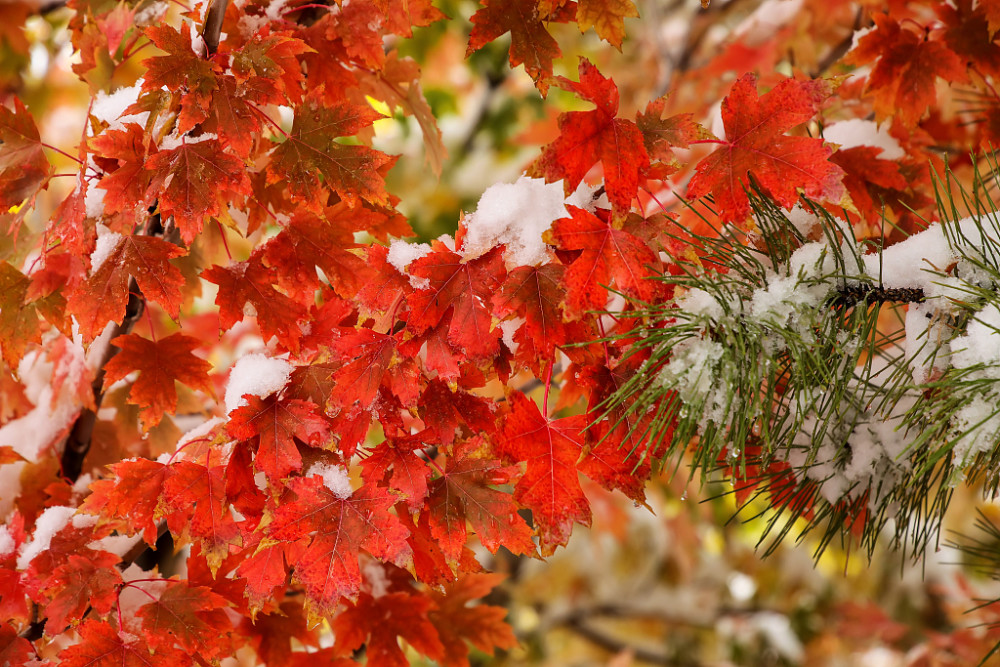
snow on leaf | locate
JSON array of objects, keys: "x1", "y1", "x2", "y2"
[
  {"x1": 102, "y1": 333, "x2": 214, "y2": 429},
  {"x1": 686, "y1": 73, "x2": 845, "y2": 223}
]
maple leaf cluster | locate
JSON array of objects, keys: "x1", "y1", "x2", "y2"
[{"x1": 2, "y1": 0, "x2": 1000, "y2": 663}]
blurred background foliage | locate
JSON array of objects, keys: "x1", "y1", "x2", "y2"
[{"x1": 8, "y1": 0, "x2": 1000, "y2": 664}]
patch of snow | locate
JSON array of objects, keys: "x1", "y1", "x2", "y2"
[
  {"x1": 734, "y1": 0, "x2": 804, "y2": 46},
  {"x1": 265, "y1": 0, "x2": 290, "y2": 20},
  {"x1": 0, "y1": 335, "x2": 89, "y2": 463},
  {"x1": 461, "y1": 175, "x2": 568, "y2": 268},
  {"x1": 173, "y1": 417, "x2": 226, "y2": 460},
  {"x1": 387, "y1": 239, "x2": 432, "y2": 289},
  {"x1": 363, "y1": 560, "x2": 390, "y2": 598},
  {"x1": 160, "y1": 131, "x2": 218, "y2": 152},
  {"x1": 306, "y1": 462, "x2": 353, "y2": 499},
  {"x1": 824, "y1": 118, "x2": 904, "y2": 160},
  {"x1": 92, "y1": 81, "x2": 144, "y2": 128},
  {"x1": 224, "y1": 353, "x2": 293, "y2": 414},
  {"x1": 17, "y1": 506, "x2": 76, "y2": 569},
  {"x1": 134, "y1": 1, "x2": 168, "y2": 24},
  {"x1": 89, "y1": 532, "x2": 143, "y2": 557},
  {"x1": 85, "y1": 185, "x2": 106, "y2": 219},
  {"x1": 0, "y1": 524, "x2": 14, "y2": 557},
  {"x1": 90, "y1": 231, "x2": 123, "y2": 273},
  {"x1": 499, "y1": 318, "x2": 523, "y2": 354}
]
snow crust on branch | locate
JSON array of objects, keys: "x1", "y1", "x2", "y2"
[{"x1": 224, "y1": 353, "x2": 293, "y2": 414}]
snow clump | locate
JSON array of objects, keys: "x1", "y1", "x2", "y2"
[
  {"x1": 461, "y1": 175, "x2": 569, "y2": 268},
  {"x1": 306, "y1": 462, "x2": 353, "y2": 499},
  {"x1": 224, "y1": 353, "x2": 293, "y2": 414}
]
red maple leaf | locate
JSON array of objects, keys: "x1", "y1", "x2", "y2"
[
  {"x1": 493, "y1": 263, "x2": 578, "y2": 370},
  {"x1": 241, "y1": 600, "x2": 320, "y2": 665},
  {"x1": 162, "y1": 460, "x2": 240, "y2": 573},
  {"x1": 847, "y1": 13, "x2": 968, "y2": 128},
  {"x1": 231, "y1": 30, "x2": 312, "y2": 106},
  {"x1": 91, "y1": 123, "x2": 156, "y2": 227},
  {"x1": 828, "y1": 145, "x2": 910, "y2": 226},
  {"x1": 467, "y1": 0, "x2": 566, "y2": 93},
  {"x1": 501, "y1": 391, "x2": 591, "y2": 552},
  {"x1": 58, "y1": 619, "x2": 192, "y2": 667},
  {"x1": 141, "y1": 23, "x2": 220, "y2": 133},
  {"x1": 136, "y1": 581, "x2": 233, "y2": 659},
  {"x1": 67, "y1": 234, "x2": 186, "y2": 340},
  {"x1": 266, "y1": 90, "x2": 392, "y2": 208},
  {"x1": 531, "y1": 58, "x2": 648, "y2": 214},
  {"x1": 547, "y1": 205, "x2": 661, "y2": 320},
  {"x1": 686, "y1": 74, "x2": 845, "y2": 223},
  {"x1": 0, "y1": 624, "x2": 33, "y2": 667},
  {"x1": 418, "y1": 380, "x2": 497, "y2": 449},
  {"x1": 267, "y1": 477, "x2": 410, "y2": 616},
  {"x1": 80, "y1": 458, "x2": 168, "y2": 545},
  {"x1": 102, "y1": 333, "x2": 214, "y2": 429},
  {"x1": 40, "y1": 551, "x2": 123, "y2": 635},
  {"x1": 636, "y1": 97, "x2": 713, "y2": 172},
  {"x1": 332, "y1": 590, "x2": 445, "y2": 666},
  {"x1": 427, "y1": 439, "x2": 535, "y2": 564},
  {"x1": 326, "y1": 328, "x2": 411, "y2": 416},
  {"x1": 203, "y1": 256, "x2": 308, "y2": 353},
  {"x1": 428, "y1": 573, "x2": 518, "y2": 667},
  {"x1": 407, "y1": 245, "x2": 505, "y2": 360},
  {"x1": 145, "y1": 137, "x2": 251, "y2": 244},
  {"x1": 227, "y1": 394, "x2": 332, "y2": 484},
  {"x1": 361, "y1": 433, "x2": 432, "y2": 511},
  {"x1": 262, "y1": 210, "x2": 374, "y2": 300},
  {"x1": 0, "y1": 262, "x2": 41, "y2": 368},
  {"x1": 0, "y1": 97, "x2": 49, "y2": 209}
]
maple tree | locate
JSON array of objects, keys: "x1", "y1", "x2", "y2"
[{"x1": 6, "y1": 0, "x2": 1000, "y2": 664}]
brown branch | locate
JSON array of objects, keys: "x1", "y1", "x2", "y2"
[
  {"x1": 60, "y1": 215, "x2": 179, "y2": 482},
  {"x1": 203, "y1": 0, "x2": 229, "y2": 56},
  {"x1": 831, "y1": 282, "x2": 926, "y2": 309}
]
